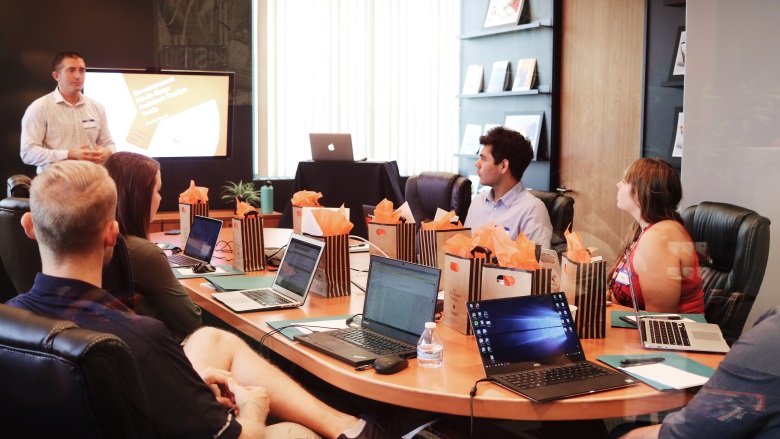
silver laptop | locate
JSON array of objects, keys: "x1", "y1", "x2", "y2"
[
  {"x1": 309, "y1": 133, "x2": 354, "y2": 161},
  {"x1": 627, "y1": 260, "x2": 730, "y2": 353},
  {"x1": 168, "y1": 215, "x2": 223, "y2": 267},
  {"x1": 211, "y1": 233, "x2": 324, "y2": 313},
  {"x1": 294, "y1": 255, "x2": 441, "y2": 367}
]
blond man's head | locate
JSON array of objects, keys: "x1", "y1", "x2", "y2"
[{"x1": 29, "y1": 160, "x2": 117, "y2": 259}]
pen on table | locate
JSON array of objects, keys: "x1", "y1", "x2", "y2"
[
  {"x1": 639, "y1": 315, "x2": 682, "y2": 320},
  {"x1": 620, "y1": 357, "x2": 666, "y2": 366}
]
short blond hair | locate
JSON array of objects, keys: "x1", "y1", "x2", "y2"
[{"x1": 30, "y1": 161, "x2": 117, "y2": 256}]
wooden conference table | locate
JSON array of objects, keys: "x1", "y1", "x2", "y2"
[{"x1": 154, "y1": 229, "x2": 725, "y2": 421}]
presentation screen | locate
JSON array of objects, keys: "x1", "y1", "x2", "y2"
[{"x1": 84, "y1": 69, "x2": 234, "y2": 158}]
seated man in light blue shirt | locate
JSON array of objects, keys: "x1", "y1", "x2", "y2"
[{"x1": 464, "y1": 126, "x2": 552, "y2": 249}]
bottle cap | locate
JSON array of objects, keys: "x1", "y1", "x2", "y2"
[{"x1": 425, "y1": 322, "x2": 436, "y2": 329}]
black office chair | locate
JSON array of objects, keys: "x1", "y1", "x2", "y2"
[
  {"x1": 0, "y1": 304, "x2": 155, "y2": 437},
  {"x1": 405, "y1": 172, "x2": 472, "y2": 224},
  {"x1": 0, "y1": 196, "x2": 134, "y2": 302},
  {"x1": 0, "y1": 197, "x2": 41, "y2": 300},
  {"x1": 6, "y1": 174, "x2": 31, "y2": 198},
  {"x1": 682, "y1": 202, "x2": 771, "y2": 345},
  {"x1": 529, "y1": 190, "x2": 575, "y2": 255}
]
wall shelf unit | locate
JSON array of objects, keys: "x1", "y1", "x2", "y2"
[
  {"x1": 456, "y1": 0, "x2": 560, "y2": 190},
  {"x1": 457, "y1": 19, "x2": 552, "y2": 40},
  {"x1": 640, "y1": 0, "x2": 686, "y2": 171}
]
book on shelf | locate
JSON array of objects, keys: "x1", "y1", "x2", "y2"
[
  {"x1": 462, "y1": 64, "x2": 484, "y2": 95},
  {"x1": 486, "y1": 60, "x2": 511, "y2": 93},
  {"x1": 459, "y1": 124, "x2": 483, "y2": 155},
  {"x1": 511, "y1": 58, "x2": 537, "y2": 92}
]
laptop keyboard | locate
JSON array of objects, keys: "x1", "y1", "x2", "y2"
[
  {"x1": 503, "y1": 362, "x2": 611, "y2": 389},
  {"x1": 240, "y1": 289, "x2": 294, "y2": 306},
  {"x1": 332, "y1": 329, "x2": 412, "y2": 356},
  {"x1": 168, "y1": 254, "x2": 201, "y2": 266},
  {"x1": 649, "y1": 320, "x2": 691, "y2": 346}
]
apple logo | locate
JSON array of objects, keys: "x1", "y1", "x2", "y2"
[{"x1": 327, "y1": 143, "x2": 335, "y2": 151}]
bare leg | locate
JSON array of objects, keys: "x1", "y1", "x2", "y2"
[{"x1": 184, "y1": 327, "x2": 359, "y2": 439}]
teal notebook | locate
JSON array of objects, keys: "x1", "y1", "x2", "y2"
[
  {"x1": 611, "y1": 310, "x2": 707, "y2": 328},
  {"x1": 206, "y1": 275, "x2": 274, "y2": 292},
  {"x1": 267, "y1": 315, "x2": 353, "y2": 340},
  {"x1": 597, "y1": 353, "x2": 716, "y2": 391},
  {"x1": 173, "y1": 264, "x2": 244, "y2": 279}
]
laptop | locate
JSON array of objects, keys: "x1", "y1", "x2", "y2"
[
  {"x1": 626, "y1": 262, "x2": 730, "y2": 353},
  {"x1": 211, "y1": 233, "x2": 325, "y2": 312},
  {"x1": 309, "y1": 133, "x2": 355, "y2": 161},
  {"x1": 294, "y1": 255, "x2": 441, "y2": 367},
  {"x1": 467, "y1": 294, "x2": 636, "y2": 402},
  {"x1": 168, "y1": 215, "x2": 223, "y2": 267}
]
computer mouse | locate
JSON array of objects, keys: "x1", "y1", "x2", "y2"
[
  {"x1": 373, "y1": 355, "x2": 408, "y2": 375},
  {"x1": 193, "y1": 262, "x2": 216, "y2": 273}
]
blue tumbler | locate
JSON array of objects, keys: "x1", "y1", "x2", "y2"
[{"x1": 260, "y1": 181, "x2": 274, "y2": 214}]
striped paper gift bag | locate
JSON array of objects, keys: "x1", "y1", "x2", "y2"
[
  {"x1": 309, "y1": 233, "x2": 351, "y2": 297},
  {"x1": 561, "y1": 256, "x2": 608, "y2": 339},
  {"x1": 231, "y1": 214, "x2": 265, "y2": 272},
  {"x1": 367, "y1": 222, "x2": 417, "y2": 262}
]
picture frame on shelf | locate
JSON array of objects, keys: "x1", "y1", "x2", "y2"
[
  {"x1": 460, "y1": 124, "x2": 483, "y2": 155},
  {"x1": 671, "y1": 107, "x2": 684, "y2": 158},
  {"x1": 462, "y1": 64, "x2": 484, "y2": 95},
  {"x1": 511, "y1": 58, "x2": 537, "y2": 92},
  {"x1": 667, "y1": 26, "x2": 686, "y2": 81},
  {"x1": 482, "y1": 0, "x2": 525, "y2": 30},
  {"x1": 504, "y1": 111, "x2": 544, "y2": 160}
]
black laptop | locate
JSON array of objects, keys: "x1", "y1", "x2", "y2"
[
  {"x1": 295, "y1": 255, "x2": 441, "y2": 367},
  {"x1": 467, "y1": 294, "x2": 636, "y2": 402},
  {"x1": 168, "y1": 215, "x2": 223, "y2": 267}
]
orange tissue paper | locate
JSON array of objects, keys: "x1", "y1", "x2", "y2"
[
  {"x1": 442, "y1": 233, "x2": 477, "y2": 258},
  {"x1": 291, "y1": 190, "x2": 323, "y2": 207},
  {"x1": 372, "y1": 199, "x2": 403, "y2": 224},
  {"x1": 564, "y1": 226, "x2": 596, "y2": 264},
  {"x1": 420, "y1": 211, "x2": 463, "y2": 231},
  {"x1": 312, "y1": 205, "x2": 354, "y2": 236},
  {"x1": 235, "y1": 197, "x2": 258, "y2": 218},
  {"x1": 472, "y1": 224, "x2": 540, "y2": 270},
  {"x1": 179, "y1": 180, "x2": 209, "y2": 204}
]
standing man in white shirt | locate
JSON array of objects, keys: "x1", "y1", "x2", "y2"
[
  {"x1": 20, "y1": 51, "x2": 115, "y2": 173},
  {"x1": 464, "y1": 126, "x2": 553, "y2": 249}
]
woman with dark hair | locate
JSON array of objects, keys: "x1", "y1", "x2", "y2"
[
  {"x1": 608, "y1": 158, "x2": 705, "y2": 314},
  {"x1": 104, "y1": 151, "x2": 201, "y2": 341}
]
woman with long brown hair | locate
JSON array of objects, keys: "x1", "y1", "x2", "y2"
[
  {"x1": 608, "y1": 158, "x2": 704, "y2": 314},
  {"x1": 104, "y1": 151, "x2": 201, "y2": 341}
]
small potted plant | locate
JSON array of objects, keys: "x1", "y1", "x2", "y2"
[{"x1": 221, "y1": 180, "x2": 261, "y2": 211}]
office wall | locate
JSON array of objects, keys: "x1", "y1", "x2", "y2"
[
  {"x1": 0, "y1": 1, "x2": 254, "y2": 212},
  {"x1": 683, "y1": 0, "x2": 780, "y2": 330},
  {"x1": 559, "y1": 0, "x2": 645, "y2": 263}
]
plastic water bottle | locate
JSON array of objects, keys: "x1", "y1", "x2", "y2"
[
  {"x1": 417, "y1": 322, "x2": 443, "y2": 368},
  {"x1": 260, "y1": 181, "x2": 274, "y2": 214}
]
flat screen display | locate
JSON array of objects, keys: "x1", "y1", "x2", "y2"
[{"x1": 84, "y1": 68, "x2": 233, "y2": 158}]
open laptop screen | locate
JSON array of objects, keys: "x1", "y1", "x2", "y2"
[
  {"x1": 468, "y1": 293, "x2": 585, "y2": 371},
  {"x1": 274, "y1": 236, "x2": 323, "y2": 298},
  {"x1": 183, "y1": 216, "x2": 223, "y2": 261},
  {"x1": 362, "y1": 256, "x2": 441, "y2": 344}
]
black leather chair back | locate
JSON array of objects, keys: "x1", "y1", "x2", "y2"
[
  {"x1": 0, "y1": 304, "x2": 155, "y2": 437},
  {"x1": 0, "y1": 197, "x2": 41, "y2": 299},
  {"x1": 0, "y1": 197, "x2": 134, "y2": 301},
  {"x1": 682, "y1": 202, "x2": 771, "y2": 344},
  {"x1": 529, "y1": 190, "x2": 574, "y2": 255},
  {"x1": 405, "y1": 172, "x2": 472, "y2": 224},
  {"x1": 6, "y1": 174, "x2": 31, "y2": 198}
]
